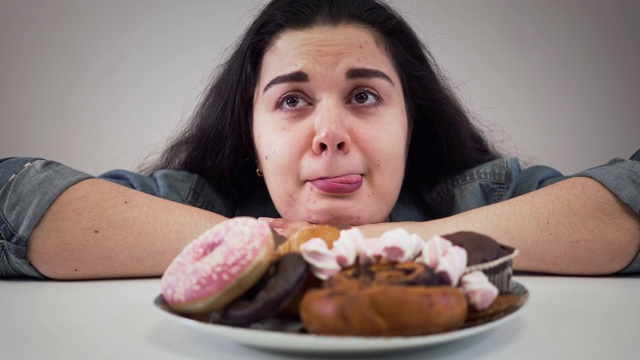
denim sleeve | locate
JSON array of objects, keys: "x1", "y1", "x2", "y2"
[
  {"x1": 513, "y1": 152, "x2": 640, "y2": 216},
  {"x1": 511, "y1": 164, "x2": 566, "y2": 196},
  {"x1": 98, "y1": 169, "x2": 235, "y2": 216},
  {"x1": 569, "y1": 150, "x2": 640, "y2": 275},
  {"x1": 419, "y1": 158, "x2": 565, "y2": 220},
  {"x1": 0, "y1": 158, "x2": 93, "y2": 278},
  {"x1": 0, "y1": 158, "x2": 238, "y2": 279}
]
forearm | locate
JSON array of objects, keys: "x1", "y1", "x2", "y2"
[
  {"x1": 27, "y1": 178, "x2": 227, "y2": 280},
  {"x1": 361, "y1": 177, "x2": 640, "y2": 275}
]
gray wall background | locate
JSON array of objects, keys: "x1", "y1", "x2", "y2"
[{"x1": 1, "y1": 0, "x2": 638, "y2": 176}]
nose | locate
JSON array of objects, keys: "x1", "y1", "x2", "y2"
[{"x1": 312, "y1": 105, "x2": 351, "y2": 154}]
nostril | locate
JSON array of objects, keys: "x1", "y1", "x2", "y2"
[{"x1": 314, "y1": 135, "x2": 349, "y2": 154}]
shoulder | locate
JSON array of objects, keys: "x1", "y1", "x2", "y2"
[
  {"x1": 392, "y1": 158, "x2": 565, "y2": 220},
  {"x1": 99, "y1": 169, "x2": 235, "y2": 216}
]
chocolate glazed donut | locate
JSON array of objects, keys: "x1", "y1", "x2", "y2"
[
  {"x1": 213, "y1": 253, "x2": 309, "y2": 327},
  {"x1": 300, "y1": 262, "x2": 468, "y2": 336}
]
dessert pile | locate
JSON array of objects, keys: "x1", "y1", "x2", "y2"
[
  {"x1": 160, "y1": 217, "x2": 519, "y2": 337},
  {"x1": 297, "y1": 227, "x2": 500, "y2": 311}
]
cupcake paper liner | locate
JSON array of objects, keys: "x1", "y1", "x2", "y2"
[{"x1": 465, "y1": 249, "x2": 519, "y2": 293}]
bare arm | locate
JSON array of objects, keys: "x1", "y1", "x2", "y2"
[
  {"x1": 27, "y1": 178, "x2": 227, "y2": 280},
  {"x1": 359, "y1": 177, "x2": 640, "y2": 275},
  {"x1": 267, "y1": 177, "x2": 640, "y2": 275}
]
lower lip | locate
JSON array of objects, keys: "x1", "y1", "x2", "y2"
[{"x1": 310, "y1": 175, "x2": 363, "y2": 194}]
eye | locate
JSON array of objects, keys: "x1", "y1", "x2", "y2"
[
  {"x1": 349, "y1": 88, "x2": 381, "y2": 106},
  {"x1": 276, "y1": 92, "x2": 310, "y2": 110}
]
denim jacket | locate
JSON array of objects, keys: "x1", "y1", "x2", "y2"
[{"x1": 2, "y1": 152, "x2": 639, "y2": 278}]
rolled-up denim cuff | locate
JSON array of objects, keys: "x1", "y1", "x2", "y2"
[
  {"x1": 570, "y1": 157, "x2": 640, "y2": 275},
  {"x1": 0, "y1": 158, "x2": 93, "y2": 278},
  {"x1": 571, "y1": 158, "x2": 640, "y2": 215}
]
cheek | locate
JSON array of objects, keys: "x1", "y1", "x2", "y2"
[
  {"x1": 254, "y1": 123, "x2": 307, "y2": 210},
  {"x1": 366, "y1": 116, "x2": 408, "y2": 195},
  {"x1": 256, "y1": 127, "x2": 296, "y2": 171},
  {"x1": 375, "y1": 120, "x2": 409, "y2": 167},
  {"x1": 254, "y1": 124, "x2": 279, "y2": 166}
]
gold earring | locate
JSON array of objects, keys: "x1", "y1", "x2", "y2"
[{"x1": 256, "y1": 168, "x2": 263, "y2": 177}]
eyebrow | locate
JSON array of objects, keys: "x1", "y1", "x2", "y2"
[
  {"x1": 262, "y1": 71, "x2": 309, "y2": 93},
  {"x1": 346, "y1": 68, "x2": 395, "y2": 86},
  {"x1": 262, "y1": 67, "x2": 395, "y2": 94}
]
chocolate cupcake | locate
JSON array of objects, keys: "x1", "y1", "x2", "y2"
[{"x1": 443, "y1": 232, "x2": 518, "y2": 293}]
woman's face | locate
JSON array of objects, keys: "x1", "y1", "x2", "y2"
[{"x1": 253, "y1": 25, "x2": 409, "y2": 226}]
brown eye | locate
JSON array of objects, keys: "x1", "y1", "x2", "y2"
[
  {"x1": 354, "y1": 92, "x2": 369, "y2": 104},
  {"x1": 277, "y1": 92, "x2": 310, "y2": 110},
  {"x1": 349, "y1": 88, "x2": 380, "y2": 106},
  {"x1": 285, "y1": 96, "x2": 300, "y2": 107}
]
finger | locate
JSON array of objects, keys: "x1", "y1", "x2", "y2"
[{"x1": 278, "y1": 227, "x2": 298, "y2": 239}]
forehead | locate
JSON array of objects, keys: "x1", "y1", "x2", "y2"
[{"x1": 258, "y1": 24, "x2": 398, "y2": 83}]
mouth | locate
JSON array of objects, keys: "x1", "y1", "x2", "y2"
[{"x1": 309, "y1": 174, "x2": 363, "y2": 195}]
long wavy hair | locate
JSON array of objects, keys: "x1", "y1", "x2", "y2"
[{"x1": 147, "y1": 0, "x2": 498, "y2": 203}]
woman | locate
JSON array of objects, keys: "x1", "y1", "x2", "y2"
[{"x1": 1, "y1": 0, "x2": 638, "y2": 279}]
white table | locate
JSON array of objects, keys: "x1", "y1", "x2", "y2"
[{"x1": 1, "y1": 275, "x2": 638, "y2": 359}]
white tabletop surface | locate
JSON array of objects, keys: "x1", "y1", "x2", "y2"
[{"x1": 1, "y1": 274, "x2": 639, "y2": 360}]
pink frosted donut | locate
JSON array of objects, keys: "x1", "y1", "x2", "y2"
[{"x1": 161, "y1": 217, "x2": 275, "y2": 314}]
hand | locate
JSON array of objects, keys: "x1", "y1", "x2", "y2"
[{"x1": 258, "y1": 218, "x2": 313, "y2": 238}]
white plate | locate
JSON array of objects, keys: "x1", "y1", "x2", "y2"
[{"x1": 153, "y1": 281, "x2": 528, "y2": 355}]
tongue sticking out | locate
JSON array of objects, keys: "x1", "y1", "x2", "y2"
[
  {"x1": 323, "y1": 175, "x2": 362, "y2": 184},
  {"x1": 310, "y1": 175, "x2": 363, "y2": 194}
]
